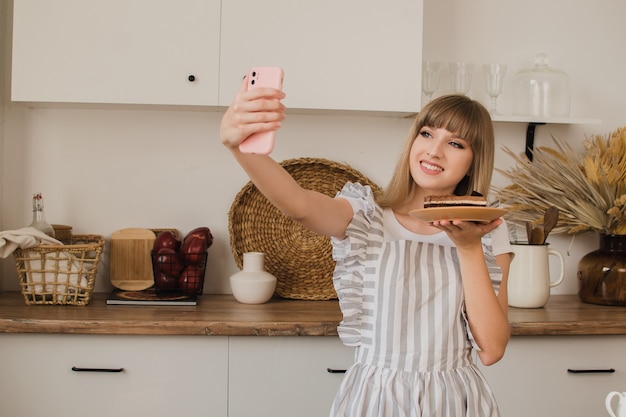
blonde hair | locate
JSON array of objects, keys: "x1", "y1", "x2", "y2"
[{"x1": 379, "y1": 94, "x2": 495, "y2": 209}]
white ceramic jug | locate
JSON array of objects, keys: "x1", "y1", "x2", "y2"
[
  {"x1": 507, "y1": 243, "x2": 565, "y2": 308},
  {"x1": 606, "y1": 391, "x2": 626, "y2": 417}
]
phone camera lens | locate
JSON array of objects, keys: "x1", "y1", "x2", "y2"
[
  {"x1": 251, "y1": 80, "x2": 256, "y2": 85},
  {"x1": 252, "y1": 71, "x2": 257, "y2": 77}
]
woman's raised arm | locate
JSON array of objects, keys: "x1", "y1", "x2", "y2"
[{"x1": 220, "y1": 79, "x2": 353, "y2": 238}]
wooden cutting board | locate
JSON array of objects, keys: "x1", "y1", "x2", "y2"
[{"x1": 109, "y1": 228, "x2": 156, "y2": 291}]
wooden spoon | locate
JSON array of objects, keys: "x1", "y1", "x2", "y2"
[
  {"x1": 531, "y1": 226, "x2": 544, "y2": 245},
  {"x1": 542, "y1": 206, "x2": 560, "y2": 244},
  {"x1": 525, "y1": 221, "x2": 534, "y2": 244}
]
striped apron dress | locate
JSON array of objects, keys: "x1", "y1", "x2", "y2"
[{"x1": 330, "y1": 183, "x2": 504, "y2": 417}]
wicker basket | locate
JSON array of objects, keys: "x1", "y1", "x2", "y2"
[
  {"x1": 13, "y1": 234, "x2": 105, "y2": 306},
  {"x1": 228, "y1": 157, "x2": 381, "y2": 300}
]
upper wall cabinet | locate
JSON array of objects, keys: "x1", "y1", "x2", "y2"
[
  {"x1": 11, "y1": 0, "x2": 423, "y2": 114},
  {"x1": 219, "y1": 0, "x2": 423, "y2": 114},
  {"x1": 11, "y1": 0, "x2": 221, "y2": 105}
]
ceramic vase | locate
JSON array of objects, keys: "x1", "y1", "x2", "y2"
[
  {"x1": 230, "y1": 252, "x2": 277, "y2": 304},
  {"x1": 578, "y1": 234, "x2": 626, "y2": 305}
]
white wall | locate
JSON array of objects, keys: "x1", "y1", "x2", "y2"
[
  {"x1": 1, "y1": 0, "x2": 623, "y2": 295},
  {"x1": 0, "y1": 0, "x2": 7, "y2": 236}
]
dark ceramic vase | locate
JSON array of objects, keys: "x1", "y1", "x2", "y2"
[{"x1": 578, "y1": 234, "x2": 626, "y2": 305}]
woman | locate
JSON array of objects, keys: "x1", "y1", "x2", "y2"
[{"x1": 220, "y1": 80, "x2": 512, "y2": 416}]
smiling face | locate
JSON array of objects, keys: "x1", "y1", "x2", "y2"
[
  {"x1": 378, "y1": 95, "x2": 494, "y2": 211},
  {"x1": 409, "y1": 126, "x2": 474, "y2": 197}
]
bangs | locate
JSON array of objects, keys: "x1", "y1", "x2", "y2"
[{"x1": 418, "y1": 97, "x2": 486, "y2": 147}]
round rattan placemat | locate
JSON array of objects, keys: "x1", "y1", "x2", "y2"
[{"x1": 228, "y1": 157, "x2": 381, "y2": 300}]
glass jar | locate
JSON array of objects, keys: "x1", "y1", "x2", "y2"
[
  {"x1": 512, "y1": 53, "x2": 570, "y2": 118},
  {"x1": 578, "y1": 234, "x2": 626, "y2": 305}
]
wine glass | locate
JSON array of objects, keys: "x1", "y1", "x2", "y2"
[
  {"x1": 449, "y1": 62, "x2": 474, "y2": 95},
  {"x1": 483, "y1": 64, "x2": 507, "y2": 114},
  {"x1": 422, "y1": 61, "x2": 441, "y2": 104}
]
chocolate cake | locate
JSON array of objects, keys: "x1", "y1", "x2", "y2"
[{"x1": 423, "y1": 194, "x2": 487, "y2": 209}]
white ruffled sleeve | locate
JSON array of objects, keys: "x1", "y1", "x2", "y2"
[{"x1": 330, "y1": 182, "x2": 376, "y2": 347}]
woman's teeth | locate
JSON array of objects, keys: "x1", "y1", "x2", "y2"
[{"x1": 421, "y1": 161, "x2": 443, "y2": 171}]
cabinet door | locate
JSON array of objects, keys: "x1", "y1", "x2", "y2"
[
  {"x1": 219, "y1": 0, "x2": 422, "y2": 114},
  {"x1": 229, "y1": 337, "x2": 355, "y2": 417},
  {"x1": 479, "y1": 335, "x2": 626, "y2": 417},
  {"x1": 0, "y1": 334, "x2": 228, "y2": 417},
  {"x1": 11, "y1": 0, "x2": 220, "y2": 105}
]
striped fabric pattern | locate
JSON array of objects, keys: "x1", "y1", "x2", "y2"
[{"x1": 330, "y1": 183, "x2": 502, "y2": 417}]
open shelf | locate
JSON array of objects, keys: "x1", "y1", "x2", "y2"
[{"x1": 491, "y1": 116, "x2": 602, "y2": 159}]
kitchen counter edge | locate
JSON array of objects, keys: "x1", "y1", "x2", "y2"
[{"x1": 1, "y1": 292, "x2": 625, "y2": 337}]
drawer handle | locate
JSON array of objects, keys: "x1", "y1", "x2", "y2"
[
  {"x1": 327, "y1": 368, "x2": 347, "y2": 374},
  {"x1": 71, "y1": 366, "x2": 124, "y2": 373},
  {"x1": 567, "y1": 368, "x2": 615, "y2": 374}
]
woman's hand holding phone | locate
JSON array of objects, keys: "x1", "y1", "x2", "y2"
[
  {"x1": 219, "y1": 66, "x2": 285, "y2": 154},
  {"x1": 238, "y1": 66, "x2": 285, "y2": 154}
]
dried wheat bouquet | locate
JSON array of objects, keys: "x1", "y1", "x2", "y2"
[{"x1": 494, "y1": 126, "x2": 626, "y2": 235}]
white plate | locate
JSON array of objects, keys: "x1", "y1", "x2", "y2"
[{"x1": 409, "y1": 207, "x2": 507, "y2": 223}]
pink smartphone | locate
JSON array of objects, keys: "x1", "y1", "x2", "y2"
[{"x1": 239, "y1": 66, "x2": 284, "y2": 155}]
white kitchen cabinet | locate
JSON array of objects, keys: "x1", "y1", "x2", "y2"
[
  {"x1": 228, "y1": 337, "x2": 355, "y2": 417},
  {"x1": 219, "y1": 0, "x2": 423, "y2": 114},
  {"x1": 11, "y1": 0, "x2": 221, "y2": 105},
  {"x1": 479, "y1": 335, "x2": 626, "y2": 417},
  {"x1": 0, "y1": 334, "x2": 229, "y2": 417},
  {"x1": 1, "y1": 331, "x2": 623, "y2": 417},
  {"x1": 11, "y1": 0, "x2": 422, "y2": 113}
]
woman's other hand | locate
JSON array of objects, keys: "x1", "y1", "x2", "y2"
[
  {"x1": 430, "y1": 218, "x2": 502, "y2": 249},
  {"x1": 220, "y1": 77, "x2": 286, "y2": 150}
]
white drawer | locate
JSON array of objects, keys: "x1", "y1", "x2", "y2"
[
  {"x1": 480, "y1": 335, "x2": 626, "y2": 417},
  {"x1": 0, "y1": 334, "x2": 228, "y2": 417}
]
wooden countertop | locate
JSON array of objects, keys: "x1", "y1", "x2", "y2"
[{"x1": 1, "y1": 292, "x2": 626, "y2": 337}]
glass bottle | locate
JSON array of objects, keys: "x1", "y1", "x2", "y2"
[{"x1": 29, "y1": 193, "x2": 55, "y2": 238}]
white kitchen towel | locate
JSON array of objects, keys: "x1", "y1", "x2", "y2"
[
  {"x1": 24, "y1": 251, "x2": 89, "y2": 295},
  {"x1": 0, "y1": 227, "x2": 62, "y2": 259}
]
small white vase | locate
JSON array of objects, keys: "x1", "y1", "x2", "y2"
[{"x1": 230, "y1": 252, "x2": 277, "y2": 304}]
